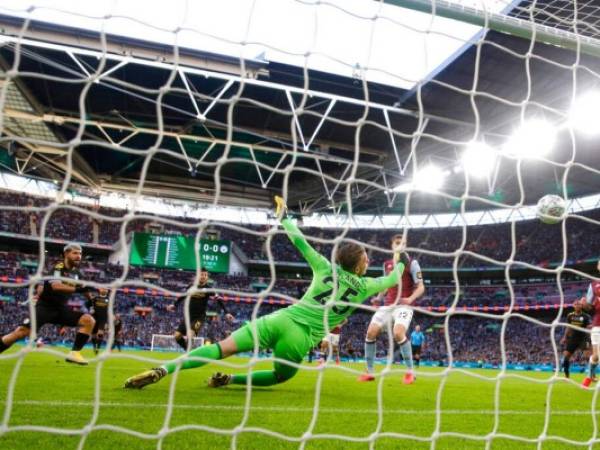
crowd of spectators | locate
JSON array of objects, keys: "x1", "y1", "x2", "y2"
[
  {"x1": 0, "y1": 250, "x2": 591, "y2": 308},
  {"x1": 0, "y1": 248, "x2": 593, "y2": 367},
  {"x1": 1, "y1": 190, "x2": 599, "y2": 268},
  {"x1": 0, "y1": 188, "x2": 597, "y2": 369}
]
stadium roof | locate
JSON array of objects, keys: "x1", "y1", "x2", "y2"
[
  {"x1": 0, "y1": 0, "x2": 511, "y2": 90},
  {"x1": 0, "y1": 0, "x2": 599, "y2": 216}
]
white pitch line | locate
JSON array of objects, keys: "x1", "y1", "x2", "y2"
[{"x1": 5, "y1": 400, "x2": 600, "y2": 416}]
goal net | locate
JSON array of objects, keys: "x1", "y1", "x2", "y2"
[
  {"x1": 150, "y1": 335, "x2": 205, "y2": 353},
  {"x1": 0, "y1": 0, "x2": 600, "y2": 449}
]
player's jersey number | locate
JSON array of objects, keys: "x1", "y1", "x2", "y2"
[{"x1": 313, "y1": 276, "x2": 357, "y2": 315}]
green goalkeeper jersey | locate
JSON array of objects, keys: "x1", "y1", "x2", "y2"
[{"x1": 278, "y1": 217, "x2": 405, "y2": 345}]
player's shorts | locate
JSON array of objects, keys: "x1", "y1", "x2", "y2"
[
  {"x1": 231, "y1": 312, "x2": 313, "y2": 365},
  {"x1": 370, "y1": 306, "x2": 413, "y2": 329},
  {"x1": 176, "y1": 314, "x2": 204, "y2": 336},
  {"x1": 21, "y1": 303, "x2": 84, "y2": 332},
  {"x1": 92, "y1": 311, "x2": 108, "y2": 334},
  {"x1": 412, "y1": 344, "x2": 422, "y2": 356},
  {"x1": 322, "y1": 333, "x2": 340, "y2": 347},
  {"x1": 590, "y1": 327, "x2": 600, "y2": 346},
  {"x1": 565, "y1": 335, "x2": 589, "y2": 354}
]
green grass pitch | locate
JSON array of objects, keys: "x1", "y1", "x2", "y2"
[{"x1": 0, "y1": 347, "x2": 598, "y2": 449}]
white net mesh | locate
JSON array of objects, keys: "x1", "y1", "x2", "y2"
[{"x1": 0, "y1": 0, "x2": 600, "y2": 449}]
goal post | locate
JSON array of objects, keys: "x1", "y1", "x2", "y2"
[{"x1": 150, "y1": 334, "x2": 205, "y2": 353}]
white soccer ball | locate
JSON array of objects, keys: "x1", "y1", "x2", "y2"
[{"x1": 536, "y1": 194, "x2": 566, "y2": 224}]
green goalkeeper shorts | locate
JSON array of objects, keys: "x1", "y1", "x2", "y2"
[{"x1": 231, "y1": 312, "x2": 314, "y2": 364}]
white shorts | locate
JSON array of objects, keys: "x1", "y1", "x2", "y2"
[
  {"x1": 369, "y1": 306, "x2": 413, "y2": 330},
  {"x1": 322, "y1": 333, "x2": 340, "y2": 347},
  {"x1": 591, "y1": 327, "x2": 600, "y2": 346}
]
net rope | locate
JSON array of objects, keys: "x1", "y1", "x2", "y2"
[{"x1": 0, "y1": 0, "x2": 599, "y2": 448}]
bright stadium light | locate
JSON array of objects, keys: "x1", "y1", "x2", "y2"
[
  {"x1": 568, "y1": 92, "x2": 600, "y2": 135},
  {"x1": 391, "y1": 182, "x2": 412, "y2": 193},
  {"x1": 414, "y1": 165, "x2": 446, "y2": 192},
  {"x1": 503, "y1": 119, "x2": 556, "y2": 158},
  {"x1": 461, "y1": 142, "x2": 496, "y2": 178},
  {"x1": 391, "y1": 165, "x2": 446, "y2": 193}
]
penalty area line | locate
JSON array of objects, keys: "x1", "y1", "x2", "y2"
[{"x1": 5, "y1": 400, "x2": 600, "y2": 416}]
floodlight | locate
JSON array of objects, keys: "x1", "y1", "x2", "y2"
[
  {"x1": 568, "y1": 92, "x2": 600, "y2": 135},
  {"x1": 414, "y1": 165, "x2": 445, "y2": 192},
  {"x1": 503, "y1": 119, "x2": 555, "y2": 158},
  {"x1": 462, "y1": 142, "x2": 496, "y2": 178}
]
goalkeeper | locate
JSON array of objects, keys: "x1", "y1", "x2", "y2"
[{"x1": 124, "y1": 196, "x2": 405, "y2": 389}]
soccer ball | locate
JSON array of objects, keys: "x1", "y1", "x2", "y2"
[{"x1": 536, "y1": 194, "x2": 566, "y2": 224}]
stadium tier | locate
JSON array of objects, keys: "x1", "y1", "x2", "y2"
[
  {"x1": 1, "y1": 191, "x2": 599, "y2": 269},
  {"x1": 0, "y1": 247, "x2": 592, "y2": 365}
]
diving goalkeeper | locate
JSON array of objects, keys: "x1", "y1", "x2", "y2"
[{"x1": 124, "y1": 196, "x2": 405, "y2": 389}]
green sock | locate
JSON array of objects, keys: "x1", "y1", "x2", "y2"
[
  {"x1": 162, "y1": 343, "x2": 222, "y2": 374},
  {"x1": 231, "y1": 370, "x2": 279, "y2": 386},
  {"x1": 230, "y1": 363, "x2": 298, "y2": 386}
]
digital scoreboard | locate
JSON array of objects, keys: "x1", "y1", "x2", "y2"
[{"x1": 129, "y1": 233, "x2": 230, "y2": 273}]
